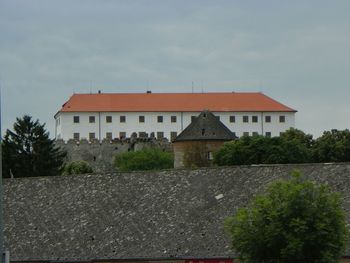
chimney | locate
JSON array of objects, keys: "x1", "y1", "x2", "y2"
[
  {"x1": 98, "y1": 90, "x2": 101, "y2": 94},
  {"x1": 146, "y1": 90, "x2": 152, "y2": 94}
]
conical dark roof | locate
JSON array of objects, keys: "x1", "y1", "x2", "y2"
[{"x1": 174, "y1": 110, "x2": 236, "y2": 142}]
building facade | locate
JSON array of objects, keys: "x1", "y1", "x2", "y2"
[{"x1": 55, "y1": 92, "x2": 296, "y2": 141}]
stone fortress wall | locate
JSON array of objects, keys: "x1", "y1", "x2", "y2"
[
  {"x1": 55, "y1": 133, "x2": 172, "y2": 173},
  {"x1": 3, "y1": 163, "x2": 350, "y2": 261}
]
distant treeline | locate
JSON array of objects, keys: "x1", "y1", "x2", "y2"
[{"x1": 214, "y1": 128, "x2": 350, "y2": 166}]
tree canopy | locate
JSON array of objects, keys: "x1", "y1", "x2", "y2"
[
  {"x1": 225, "y1": 171, "x2": 349, "y2": 263},
  {"x1": 2, "y1": 115, "x2": 66, "y2": 177},
  {"x1": 214, "y1": 129, "x2": 313, "y2": 166},
  {"x1": 313, "y1": 129, "x2": 350, "y2": 162}
]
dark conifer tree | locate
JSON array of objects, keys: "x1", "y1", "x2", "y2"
[{"x1": 2, "y1": 115, "x2": 66, "y2": 177}]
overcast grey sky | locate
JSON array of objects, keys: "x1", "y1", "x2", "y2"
[{"x1": 1, "y1": 0, "x2": 349, "y2": 138}]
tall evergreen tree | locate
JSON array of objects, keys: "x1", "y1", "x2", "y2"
[{"x1": 2, "y1": 115, "x2": 66, "y2": 177}]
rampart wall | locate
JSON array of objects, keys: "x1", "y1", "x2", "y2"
[
  {"x1": 55, "y1": 136, "x2": 172, "y2": 173},
  {"x1": 3, "y1": 163, "x2": 350, "y2": 261}
]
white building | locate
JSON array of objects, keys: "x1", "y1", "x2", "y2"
[{"x1": 54, "y1": 92, "x2": 297, "y2": 141}]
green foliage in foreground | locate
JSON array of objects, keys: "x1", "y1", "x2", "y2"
[
  {"x1": 62, "y1": 160, "x2": 93, "y2": 175},
  {"x1": 225, "y1": 171, "x2": 349, "y2": 263},
  {"x1": 114, "y1": 148, "x2": 173, "y2": 171}
]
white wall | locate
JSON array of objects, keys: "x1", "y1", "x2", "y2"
[{"x1": 56, "y1": 111, "x2": 295, "y2": 141}]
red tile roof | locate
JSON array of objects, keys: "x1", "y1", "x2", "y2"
[{"x1": 59, "y1": 92, "x2": 296, "y2": 113}]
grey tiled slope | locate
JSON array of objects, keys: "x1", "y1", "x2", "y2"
[{"x1": 3, "y1": 163, "x2": 350, "y2": 261}]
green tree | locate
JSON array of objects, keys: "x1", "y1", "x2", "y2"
[
  {"x1": 214, "y1": 134, "x2": 311, "y2": 166},
  {"x1": 313, "y1": 129, "x2": 350, "y2": 162},
  {"x1": 62, "y1": 160, "x2": 93, "y2": 175},
  {"x1": 280, "y1": 128, "x2": 314, "y2": 148},
  {"x1": 2, "y1": 115, "x2": 66, "y2": 177},
  {"x1": 225, "y1": 171, "x2": 349, "y2": 263},
  {"x1": 114, "y1": 148, "x2": 173, "y2": 171}
]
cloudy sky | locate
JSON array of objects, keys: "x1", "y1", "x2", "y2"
[{"x1": 1, "y1": 0, "x2": 349, "y2": 138}]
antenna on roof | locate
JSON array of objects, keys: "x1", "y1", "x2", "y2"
[
  {"x1": 259, "y1": 80, "x2": 263, "y2": 93},
  {"x1": 192, "y1": 81, "x2": 194, "y2": 93}
]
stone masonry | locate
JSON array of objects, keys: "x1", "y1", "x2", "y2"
[
  {"x1": 3, "y1": 163, "x2": 350, "y2": 261},
  {"x1": 55, "y1": 135, "x2": 172, "y2": 173}
]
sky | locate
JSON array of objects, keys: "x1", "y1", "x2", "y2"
[{"x1": 0, "y1": 0, "x2": 349, "y2": 138}]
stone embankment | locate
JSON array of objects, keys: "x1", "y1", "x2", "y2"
[{"x1": 3, "y1": 163, "x2": 350, "y2": 261}]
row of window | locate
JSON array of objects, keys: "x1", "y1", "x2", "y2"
[
  {"x1": 73, "y1": 115, "x2": 287, "y2": 124},
  {"x1": 73, "y1": 115, "x2": 178, "y2": 124},
  {"x1": 72, "y1": 131, "x2": 179, "y2": 141},
  {"x1": 237, "y1": 115, "x2": 285, "y2": 123}
]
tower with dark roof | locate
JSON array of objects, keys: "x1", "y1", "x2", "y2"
[{"x1": 173, "y1": 110, "x2": 236, "y2": 168}]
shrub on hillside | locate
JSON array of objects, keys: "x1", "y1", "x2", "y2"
[
  {"x1": 62, "y1": 161, "x2": 93, "y2": 175},
  {"x1": 114, "y1": 148, "x2": 173, "y2": 171},
  {"x1": 225, "y1": 171, "x2": 349, "y2": 263}
]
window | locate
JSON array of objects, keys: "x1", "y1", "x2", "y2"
[
  {"x1": 279, "y1": 115, "x2": 286, "y2": 123},
  {"x1": 243, "y1": 132, "x2": 249, "y2": 136},
  {"x1": 252, "y1": 132, "x2": 259, "y2": 136},
  {"x1": 171, "y1": 116, "x2": 177, "y2": 123},
  {"x1": 89, "y1": 132, "x2": 95, "y2": 140},
  {"x1": 139, "y1": 116, "x2": 145, "y2": 123},
  {"x1": 265, "y1": 116, "x2": 271, "y2": 123},
  {"x1": 170, "y1": 131, "x2": 177, "y2": 141},
  {"x1": 191, "y1": 116, "x2": 196, "y2": 122},
  {"x1": 229, "y1": 116, "x2": 235, "y2": 123},
  {"x1": 73, "y1": 116, "x2": 80, "y2": 123},
  {"x1": 73, "y1": 133, "x2": 80, "y2": 140},
  {"x1": 106, "y1": 116, "x2": 112, "y2": 123},
  {"x1": 207, "y1": 151, "x2": 213, "y2": 160},
  {"x1": 89, "y1": 116, "x2": 95, "y2": 123},
  {"x1": 243, "y1": 116, "x2": 249, "y2": 123},
  {"x1": 252, "y1": 116, "x2": 258, "y2": 123},
  {"x1": 265, "y1": 132, "x2": 271, "y2": 137},
  {"x1": 106, "y1": 132, "x2": 112, "y2": 140},
  {"x1": 157, "y1": 116, "x2": 163, "y2": 123},
  {"x1": 157, "y1": 132, "x2": 164, "y2": 139},
  {"x1": 139, "y1": 132, "x2": 147, "y2": 137},
  {"x1": 120, "y1": 116, "x2": 126, "y2": 123},
  {"x1": 119, "y1": 132, "x2": 126, "y2": 139}
]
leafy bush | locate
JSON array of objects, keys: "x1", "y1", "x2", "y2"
[
  {"x1": 225, "y1": 171, "x2": 349, "y2": 263},
  {"x1": 313, "y1": 129, "x2": 350, "y2": 162},
  {"x1": 62, "y1": 161, "x2": 93, "y2": 175},
  {"x1": 114, "y1": 148, "x2": 173, "y2": 171},
  {"x1": 214, "y1": 132, "x2": 312, "y2": 166}
]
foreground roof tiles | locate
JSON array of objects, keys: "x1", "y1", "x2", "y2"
[
  {"x1": 59, "y1": 92, "x2": 296, "y2": 113},
  {"x1": 3, "y1": 163, "x2": 350, "y2": 261}
]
